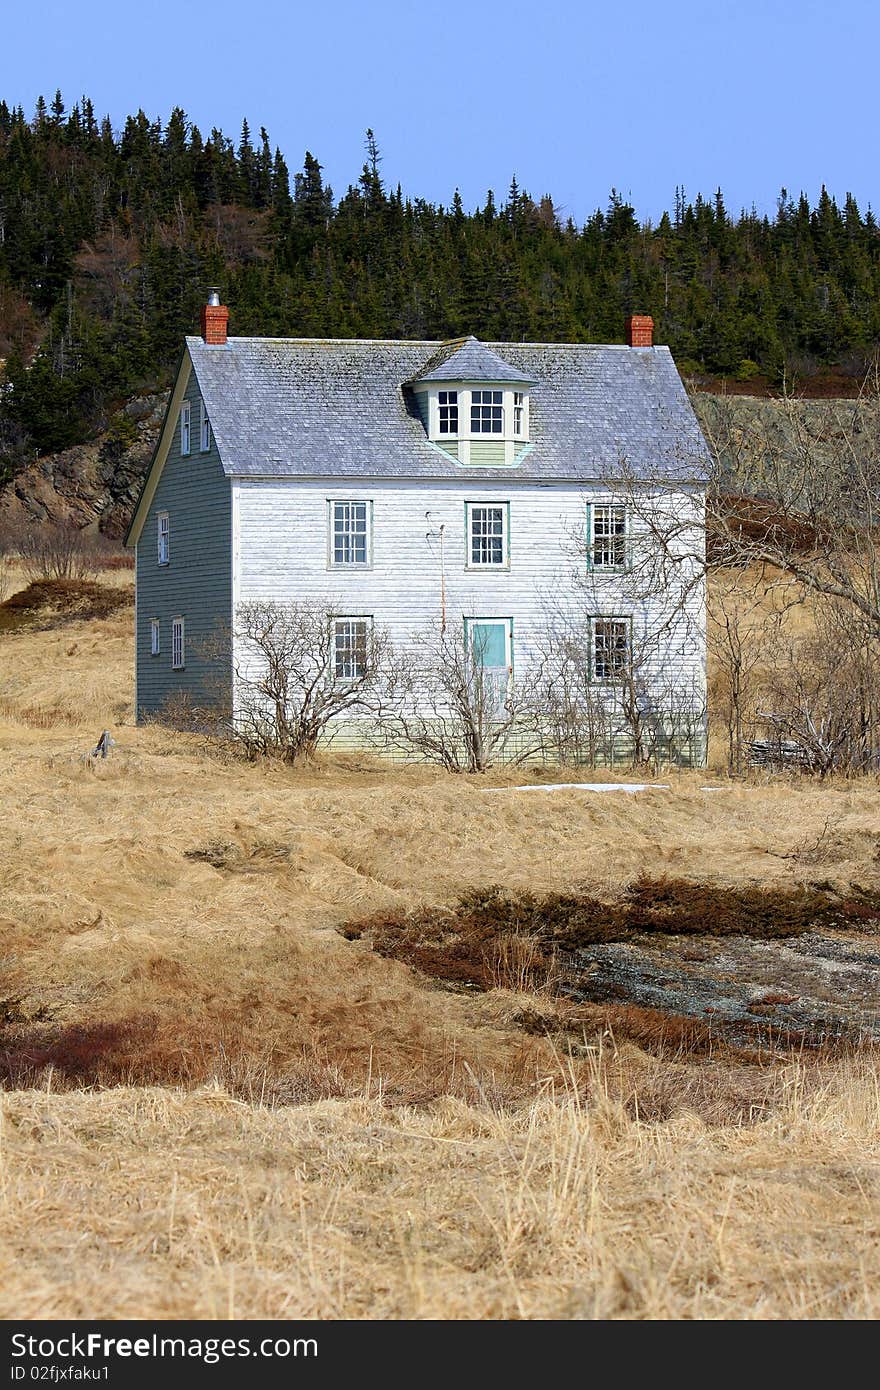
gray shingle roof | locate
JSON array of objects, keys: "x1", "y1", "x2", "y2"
[
  {"x1": 408, "y1": 335, "x2": 538, "y2": 385},
  {"x1": 186, "y1": 336, "x2": 710, "y2": 482}
]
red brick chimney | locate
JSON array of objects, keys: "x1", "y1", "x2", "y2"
[
  {"x1": 625, "y1": 314, "x2": 654, "y2": 348},
  {"x1": 200, "y1": 289, "x2": 229, "y2": 345}
]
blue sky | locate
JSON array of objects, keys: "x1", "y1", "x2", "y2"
[{"x1": 1, "y1": 0, "x2": 876, "y2": 223}]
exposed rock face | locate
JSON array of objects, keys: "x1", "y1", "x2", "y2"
[
  {"x1": 568, "y1": 929, "x2": 880, "y2": 1047},
  {"x1": 0, "y1": 392, "x2": 168, "y2": 540}
]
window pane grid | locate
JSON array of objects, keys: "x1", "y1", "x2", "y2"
[
  {"x1": 593, "y1": 619, "x2": 629, "y2": 681},
  {"x1": 438, "y1": 389, "x2": 458, "y2": 435},
  {"x1": 158, "y1": 514, "x2": 169, "y2": 565},
  {"x1": 181, "y1": 403, "x2": 191, "y2": 455},
  {"x1": 332, "y1": 501, "x2": 368, "y2": 565},
  {"x1": 471, "y1": 389, "x2": 503, "y2": 433},
  {"x1": 470, "y1": 505, "x2": 505, "y2": 566},
  {"x1": 513, "y1": 391, "x2": 524, "y2": 435},
  {"x1": 171, "y1": 618, "x2": 184, "y2": 670},
  {"x1": 334, "y1": 619, "x2": 369, "y2": 680},
  {"x1": 592, "y1": 505, "x2": 626, "y2": 569}
]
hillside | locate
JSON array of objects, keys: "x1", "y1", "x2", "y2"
[{"x1": 1, "y1": 92, "x2": 879, "y2": 491}]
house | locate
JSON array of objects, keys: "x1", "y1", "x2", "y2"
[{"x1": 125, "y1": 296, "x2": 710, "y2": 765}]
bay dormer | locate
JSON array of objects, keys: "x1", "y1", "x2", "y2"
[{"x1": 408, "y1": 336, "x2": 537, "y2": 467}]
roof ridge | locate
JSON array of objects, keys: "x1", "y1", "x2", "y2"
[{"x1": 185, "y1": 335, "x2": 669, "y2": 352}]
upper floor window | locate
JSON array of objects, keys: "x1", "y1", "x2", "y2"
[
  {"x1": 467, "y1": 502, "x2": 509, "y2": 568},
  {"x1": 438, "y1": 390, "x2": 458, "y2": 435},
  {"x1": 333, "y1": 616, "x2": 371, "y2": 681},
  {"x1": 471, "y1": 390, "x2": 503, "y2": 434},
  {"x1": 171, "y1": 616, "x2": 186, "y2": 670},
  {"x1": 157, "y1": 512, "x2": 170, "y2": 566},
  {"x1": 593, "y1": 618, "x2": 630, "y2": 683},
  {"x1": 330, "y1": 500, "x2": 370, "y2": 566},
  {"x1": 513, "y1": 391, "x2": 525, "y2": 436},
  {"x1": 591, "y1": 505, "x2": 627, "y2": 570},
  {"x1": 150, "y1": 619, "x2": 160, "y2": 656},
  {"x1": 180, "y1": 401, "x2": 191, "y2": 456},
  {"x1": 200, "y1": 401, "x2": 211, "y2": 452}
]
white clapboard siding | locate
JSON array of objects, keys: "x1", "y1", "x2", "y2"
[{"x1": 232, "y1": 477, "x2": 706, "y2": 730}]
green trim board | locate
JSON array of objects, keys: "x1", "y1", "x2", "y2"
[
  {"x1": 585, "y1": 501, "x2": 630, "y2": 573},
  {"x1": 464, "y1": 500, "x2": 511, "y2": 570},
  {"x1": 589, "y1": 614, "x2": 633, "y2": 684}
]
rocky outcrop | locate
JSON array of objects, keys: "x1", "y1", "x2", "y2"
[{"x1": 0, "y1": 392, "x2": 168, "y2": 540}]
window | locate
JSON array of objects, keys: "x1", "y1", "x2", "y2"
[
  {"x1": 330, "y1": 500, "x2": 370, "y2": 566},
  {"x1": 180, "y1": 401, "x2": 191, "y2": 456},
  {"x1": 171, "y1": 616, "x2": 185, "y2": 670},
  {"x1": 333, "y1": 617, "x2": 371, "y2": 681},
  {"x1": 438, "y1": 390, "x2": 458, "y2": 435},
  {"x1": 150, "y1": 619, "x2": 160, "y2": 656},
  {"x1": 593, "y1": 618, "x2": 630, "y2": 682},
  {"x1": 513, "y1": 391, "x2": 525, "y2": 436},
  {"x1": 200, "y1": 400, "x2": 211, "y2": 452},
  {"x1": 467, "y1": 503, "x2": 508, "y2": 567},
  {"x1": 591, "y1": 505, "x2": 627, "y2": 570},
  {"x1": 157, "y1": 512, "x2": 170, "y2": 566},
  {"x1": 471, "y1": 389, "x2": 503, "y2": 433}
]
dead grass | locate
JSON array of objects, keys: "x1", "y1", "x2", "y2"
[
  {"x1": 0, "y1": 1053, "x2": 877, "y2": 1319},
  {"x1": 1, "y1": 572, "x2": 879, "y2": 1317}
]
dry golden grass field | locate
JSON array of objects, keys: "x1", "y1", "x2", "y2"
[{"x1": 1, "y1": 570, "x2": 879, "y2": 1319}]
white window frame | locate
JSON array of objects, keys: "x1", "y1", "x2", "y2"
[
  {"x1": 180, "y1": 401, "x2": 191, "y2": 456},
  {"x1": 513, "y1": 390, "x2": 525, "y2": 437},
  {"x1": 329, "y1": 499, "x2": 372, "y2": 568},
  {"x1": 332, "y1": 615, "x2": 372, "y2": 682},
  {"x1": 590, "y1": 504, "x2": 628, "y2": 571},
  {"x1": 157, "y1": 511, "x2": 170, "y2": 566},
  {"x1": 466, "y1": 501, "x2": 509, "y2": 569},
  {"x1": 150, "y1": 619, "x2": 160, "y2": 656},
  {"x1": 171, "y1": 616, "x2": 185, "y2": 671},
  {"x1": 200, "y1": 400, "x2": 211, "y2": 452},
  {"x1": 592, "y1": 617, "x2": 631, "y2": 684},
  {"x1": 438, "y1": 389, "x2": 459, "y2": 436},
  {"x1": 470, "y1": 389, "x2": 504, "y2": 434}
]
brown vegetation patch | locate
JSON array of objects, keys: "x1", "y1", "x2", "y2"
[
  {"x1": 0, "y1": 579, "x2": 132, "y2": 632},
  {"x1": 346, "y1": 878, "x2": 880, "y2": 994}
]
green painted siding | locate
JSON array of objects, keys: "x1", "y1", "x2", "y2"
[
  {"x1": 470, "y1": 440, "x2": 506, "y2": 466},
  {"x1": 135, "y1": 366, "x2": 232, "y2": 720}
]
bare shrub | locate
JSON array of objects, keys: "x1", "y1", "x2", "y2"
[
  {"x1": 17, "y1": 520, "x2": 105, "y2": 582},
  {"x1": 374, "y1": 625, "x2": 545, "y2": 773},
  {"x1": 534, "y1": 618, "x2": 706, "y2": 772},
  {"x1": 230, "y1": 599, "x2": 390, "y2": 763},
  {"x1": 754, "y1": 600, "x2": 880, "y2": 775}
]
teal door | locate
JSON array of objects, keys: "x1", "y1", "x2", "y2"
[{"x1": 469, "y1": 620, "x2": 512, "y2": 712}]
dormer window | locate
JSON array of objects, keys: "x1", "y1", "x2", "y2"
[
  {"x1": 409, "y1": 337, "x2": 536, "y2": 458},
  {"x1": 438, "y1": 390, "x2": 458, "y2": 434},
  {"x1": 471, "y1": 390, "x2": 503, "y2": 434}
]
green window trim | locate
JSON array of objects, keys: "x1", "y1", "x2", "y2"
[
  {"x1": 586, "y1": 502, "x2": 630, "y2": 573},
  {"x1": 590, "y1": 614, "x2": 633, "y2": 684},
  {"x1": 464, "y1": 500, "x2": 511, "y2": 570}
]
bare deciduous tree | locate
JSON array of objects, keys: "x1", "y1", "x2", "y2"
[
  {"x1": 703, "y1": 366, "x2": 880, "y2": 637},
  {"x1": 228, "y1": 600, "x2": 390, "y2": 763},
  {"x1": 374, "y1": 625, "x2": 545, "y2": 773}
]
